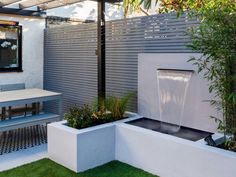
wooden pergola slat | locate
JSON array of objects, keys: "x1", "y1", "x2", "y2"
[
  {"x1": 0, "y1": 0, "x2": 22, "y2": 6},
  {"x1": 38, "y1": 0, "x2": 85, "y2": 10},
  {"x1": 0, "y1": 0, "x2": 122, "y2": 10},
  {"x1": 38, "y1": 0, "x2": 121, "y2": 10}
]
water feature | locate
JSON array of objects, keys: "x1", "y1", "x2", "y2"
[
  {"x1": 127, "y1": 68, "x2": 212, "y2": 141},
  {"x1": 127, "y1": 118, "x2": 212, "y2": 141},
  {"x1": 157, "y1": 69, "x2": 193, "y2": 134}
]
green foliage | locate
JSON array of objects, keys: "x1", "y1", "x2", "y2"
[
  {"x1": 125, "y1": 0, "x2": 236, "y2": 150},
  {"x1": 124, "y1": 0, "x2": 201, "y2": 16},
  {"x1": 123, "y1": 0, "x2": 141, "y2": 17},
  {"x1": 125, "y1": 0, "x2": 236, "y2": 16},
  {"x1": 224, "y1": 138, "x2": 236, "y2": 152},
  {"x1": 141, "y1": 0, "x2": 204, "y2": 13},
  {"x1": 187, "y1": 1, "x2": 236, "y2": 143},
  {"x1": 65, "y1": 94, "x2": 132, "y2": 129},
  {"x1": 105, "y1": 93, "x2": 133, "y2": 120},
  {"x1": 65, "y1": 104, "x2": 110, "y2": 129},
  {"x1": 218, "y1": 136, "x2": 236, "y2": 152},
  {"x1": 65, "y1": 105, "x2": 92, "y2": 129},
  {"x1": 0, "y1": 159, "x2": 158, "y2": 177}
]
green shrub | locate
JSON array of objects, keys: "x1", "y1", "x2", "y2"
[
  {"x1": 65, "y1": 105, "x2": 93, "y2": 129},
  {"x1": 182, "y1": 0, "x2": 236, "y2": 152},
  {"x1": 65, "y1": 94, "x2": 132, "y2": 129},
  {"x1": 65, "y1": 105, "x2": 108, "y2": 129},
  {"x1": 188, "y1": 1, "x2": 236, "y2": 150},
  {"x1": 105, "y1": 93, "x2": 133, "y2": 120}
]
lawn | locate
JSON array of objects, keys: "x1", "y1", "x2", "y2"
[{"x1": 0, "y1": 159, "x2": 158, "y2": 177}]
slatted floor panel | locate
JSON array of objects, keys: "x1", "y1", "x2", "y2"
[{"x1": 0, "y1": 125, "x2": 47, "y2": 155}]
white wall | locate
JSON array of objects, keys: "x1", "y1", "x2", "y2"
[
  {"x1": 138, "y1": 53, "x2": 221, "y2": 133},
  {"x1": 7, "y1": 0, "x2": 159, "y2": 21},
  {"x1": 116, "y1": 124, "x2": 236, "y2": 177},
  {"x1": 0, "y1": 15, "x2": 45, "y2": 89},
  {"x1": 47, "y1": 1, "x2": 124, "y2": 21},
  {"x1": 46, "y1": 1, "x2": 159, "y2": 21}
]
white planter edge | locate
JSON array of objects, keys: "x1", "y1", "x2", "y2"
[
  {"x1": 48, "y1": 112, "x2": 142, "y2": 172},
  {"x1": 115, "y1": 123, "x2": 236, "y2": 177}
]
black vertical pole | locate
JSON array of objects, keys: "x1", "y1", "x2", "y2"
[{"x1": 97, "y1": 0, "x2": 106, "y2": 101}]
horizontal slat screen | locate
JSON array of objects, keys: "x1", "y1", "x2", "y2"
[
  {"x1": 44, "y1": 23, "x2": 97, "y2": 113},
  {"x1": 44, "y1": 12, "x2": 198, "y2": 113},
  {"x1": 106, "y1": 13, "x2": 199, "y2": 111}
]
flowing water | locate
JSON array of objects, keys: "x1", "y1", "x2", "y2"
[{"x1": 157, "y1": 69, "x2": 193, "y2": 134}]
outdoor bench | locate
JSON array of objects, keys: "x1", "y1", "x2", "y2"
[{"x1": 0, "y1": 88, "x2": 62, "y2": 132}]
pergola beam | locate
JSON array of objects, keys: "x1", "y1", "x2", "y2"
[
  {"x1": 0, "y1": 0, "x2": 22, "y2": 7},
  {"x1": 38, "y1": 0, "x2": 122, "y2": 11},
  {"x1": 0, "y1": 0, "x2": 122, "y2": 11},
  {"x1": 19, "y1": 0, "x2": 55, "y2": 9},
  {"x1": 38, "y1": 0, "x2": 85, "y2": 10},
  {"x1": 0, "y1": 7, "x2": 45, "y2": 16}
]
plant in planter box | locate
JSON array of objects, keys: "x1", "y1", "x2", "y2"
[
  {"x1": 93, "y1": 93, "x2": 133, "y2": 120},
  {"x1": 187, "y1": 1, "x2": 236, "y2": 151},
  {"x1": 105, "y1": 93, "x2": 133, "y2": 120},
  {"x1": 65, "y1": 93, "x2": 133, "y2": 129},
  {"x1": 65, "y1": 104, "x2": 110, "y2": 129}
]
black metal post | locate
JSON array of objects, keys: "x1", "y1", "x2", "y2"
[{"x1": 97, "y1": 0, "x2": 106, "y2": 100}]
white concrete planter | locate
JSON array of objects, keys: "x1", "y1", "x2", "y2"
[
  {"x1": 49, "y1": 112, "x2": 236, "y2": 176},
  {"x1": 48, "y1": 112, "x2": 141, "y2": 172},
  {"x1": 116, "y1": 123, "x2": 236, "y2": 177}
]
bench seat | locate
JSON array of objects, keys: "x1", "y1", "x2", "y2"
[{"x1": 0, "y1": 113, "x2": 60, "y2": 132}]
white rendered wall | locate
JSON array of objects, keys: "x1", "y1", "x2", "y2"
[
  {"x1": 48, "y1": 121, "x2": 116, "y2": 172},
  {"x1": 47, "y1": 1, "x2": 124, "y2": 21},
  {"x1": 138, "y1": 53, "x2": 221, "y2": 133},
  {"x1": 116, "y1": 124, "x2": 236, "y2": 177},
  {"x1": 0, "y1": 15, "x2": 45, "y2": 89},
  {"x1": 46, "y1": 1, "x2": 159, "y2": 21}
]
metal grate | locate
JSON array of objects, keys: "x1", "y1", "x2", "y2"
[{"x1": 0, "y1": 125, "x2": 47, "y2": 155}]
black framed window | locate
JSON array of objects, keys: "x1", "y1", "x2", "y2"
[{"x1": 0, "y1": 21, "x2": 22, "y2": 72}]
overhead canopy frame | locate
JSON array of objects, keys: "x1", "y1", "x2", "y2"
[
  {"x1": 38, "y1": 0, "x2": 86, "y2": 10},
  {"x1": 0, "y1": 0, "x2": 20, "y2": 7},
  {"x1": 0, "y1": 0, "x2": 122, "y2": 14},
  {"x1": 19, "y1": 0, "x2": 55, "y2": 9}
]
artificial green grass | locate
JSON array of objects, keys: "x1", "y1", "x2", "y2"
[{"x1": 0, "y1": 159, "x2": 158, "y2": 177}]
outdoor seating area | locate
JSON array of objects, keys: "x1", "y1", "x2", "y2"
[
  {"x1": 0, "y1": 0, "x2": 235, "y2": 177},
  {"x1": 0, "y1": 88, "x2": 62, "y2": 130},
  {"x1": 0, "y1": 87, "x2": 61, "y2": 155}
]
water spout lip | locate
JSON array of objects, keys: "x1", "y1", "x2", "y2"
[{"x1": 157, "y1": 68, "x2": 195, "y2": 73}]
